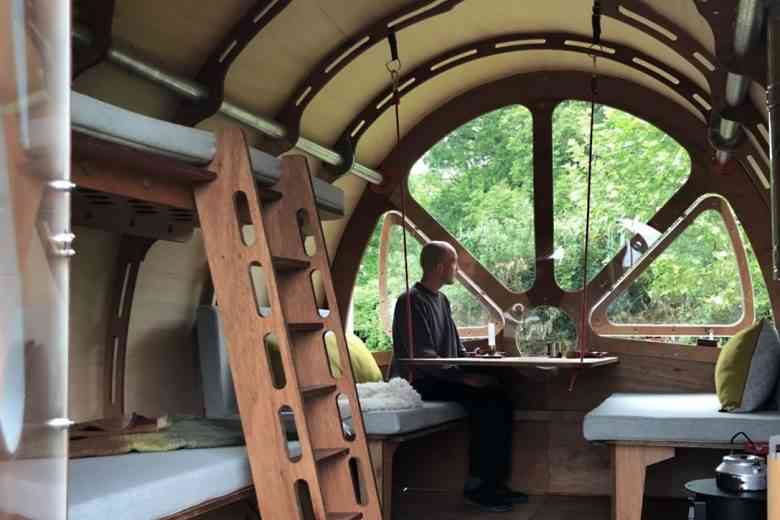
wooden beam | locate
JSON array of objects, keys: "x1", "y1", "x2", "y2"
[{"x1": 102, "y1": 235, "x2": 156, "y2": 417}]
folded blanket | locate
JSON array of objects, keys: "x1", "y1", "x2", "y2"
[{"x1": 355, "y1": 377, "x2": 423, "y2": 412}]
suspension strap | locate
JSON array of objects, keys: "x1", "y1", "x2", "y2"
[
  {"x1": 387, "y1": 32, "x2": 415, "y2": 380},
  {"x1": 571, "y1": 0, "x2": 601, "y2": 391}
]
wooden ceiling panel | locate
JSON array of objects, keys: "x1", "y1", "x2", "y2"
[
  {"x1": 112, "y1": 0, "x2": 255, "y2": 77},
  {"x1": 354, "y1": 50, "x2": 704, "y2": 168},
  {"x1": 73, "y1": 62, "x2": 180, "y2": 120},
  {"x1": 642, "y1": 0, "x2": 716, "y2": 54}
]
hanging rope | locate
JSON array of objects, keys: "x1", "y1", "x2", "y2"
[
  {"x1": 387, "y1": 32, "x2": 415, "y2": 380},
  {"x1": 570, "y1": 0, "x2": 601, "y2": 391}
]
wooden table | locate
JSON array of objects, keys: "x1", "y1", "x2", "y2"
[{"x1": 396, "y1": 356, "x2": 619, "y2": 368}]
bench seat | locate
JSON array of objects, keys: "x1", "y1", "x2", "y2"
[
  {"x1": 585, "y1": 393, "x2": 780, "y2": 520},
  {"x1": 350, "y1": 401, "x2": 466, "y2": 436},
  {"x1": 69, "y1": 447, "x2": 253, "y2": 520},
  {"x1": 584, "y1": 393, "x2": 780, "y2": 444}
]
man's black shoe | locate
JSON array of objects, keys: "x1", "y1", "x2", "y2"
[
  {"x1": 464, "y1": 490, "x2": 513, "y2": 513},
  {"x1": 496, "y1": 484, "x2": 529, "y2": 504}
]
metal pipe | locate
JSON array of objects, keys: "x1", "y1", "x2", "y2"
[
  {"x1": 71, "y1": 25, "x2": 383, "y2": 185},
  {"x1": 770, "y1": 4, "x2": 780, "y2": 280},
  {"x1": 713, "y1": 0, "x2": 766, "y2": 164}
]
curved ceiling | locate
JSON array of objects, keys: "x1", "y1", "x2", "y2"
[{"x1": 72, "y1": 0, "x2": 759, "y2": 181}]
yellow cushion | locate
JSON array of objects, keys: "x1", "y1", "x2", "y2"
[{"x1": 327, "y1": 332, "x2": 383, "y2": 383}]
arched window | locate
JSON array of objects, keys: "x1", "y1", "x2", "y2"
[
  {"x1": 409, "y1": 105, "x2": 536, "y2": 292},
  {"x1": 552, "y1": 100, "x2": 691, "y2": 291}
]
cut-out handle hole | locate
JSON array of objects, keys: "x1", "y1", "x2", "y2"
[
  {"x1": 297, "y1": 209, "x2": 318, "y2": 257},
  {"x1": 234, "y1": 191, "x2": 255, "y2": 246},
  {"x1": 249, "y1": 263, "x2": 272, "y2": 317},
  {"x1": 336, "y1": 393, "x2": 355, "y2": 441},
  {"x1": 311, "y1": 270, "x2": 331, "y2": 318},
  {"x1": 279, "y1": 406, "x2": 301, "y2": 462},
  {"x1": 265, "y1": 333, "x2": 286, "y2": 389},
  {"x1": 295, "y1": 479, "x2": 316, "y2": 520},
  {"x1": 349, "y1": 457, "x2": 368, "y2": 505},
  {"x1": 323, "y1": 330, "x2": 341, "y2": 379}
]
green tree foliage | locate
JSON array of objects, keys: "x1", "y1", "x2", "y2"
[{"x1": 351, "y1": 102, "x2": 772, "y2": 351}]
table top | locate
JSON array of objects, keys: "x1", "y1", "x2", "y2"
[
  {"x1": 396, "y1": 355, "x2": 619, "y2": 368},
  {"x1": 685, "y1": 478, "x2": 766, "y2": 501}
]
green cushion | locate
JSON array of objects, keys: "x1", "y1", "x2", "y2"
[{"x1": 715, "y1": 322, "x2": 761, "y2": 411}]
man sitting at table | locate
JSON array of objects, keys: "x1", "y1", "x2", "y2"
[{"x1": 390, "y1": 241, "x2": 526, "y2": 513}]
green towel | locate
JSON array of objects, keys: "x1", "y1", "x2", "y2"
[{"x1": 70, "y1": 416, "x2": 245, "y2": 459}]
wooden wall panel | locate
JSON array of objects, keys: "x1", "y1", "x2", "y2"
[
  {"x1": 69, "y1": 226, "x2": 120, "y2": 422},
  {"x1": 392, "y1": 352, "x2": 719, "y2": 499},
  {"x1": 124, "y1": 231, "x2": 209, "y2": 417}
]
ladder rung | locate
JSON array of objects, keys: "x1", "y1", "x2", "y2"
[
  {"x1": 314, "y1": 448, "x2": 349, "y2": 463},
  {"x1": 272, "y1": 256, "x2": 310, "y2": 272},
  {"x1": 301, "y1": 383, "x2": 338, "y2": 399},
  {"x1": 256, "y1": 186, "x2": 282, "y2": 202},
  {"x1": 327, "y1": 514, "x2": 362, "y2": 520},
  {"x1": 288, "y1": 322, "x2": 324, "y2": 333}
]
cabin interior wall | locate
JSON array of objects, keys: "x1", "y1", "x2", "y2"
[
  {"x1": 123, "y1": 231, "x2": 208, "y2": 418},
  {"x1": 69, "y1": 226, "x2": 120, "y2": 422},
  {"x1": 393, "y1": 352, "x2": 719, "y2": 498}
]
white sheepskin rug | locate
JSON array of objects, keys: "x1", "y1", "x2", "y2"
[{"x1": 354, "y1": 377, "x2": 423, "y2": 412}]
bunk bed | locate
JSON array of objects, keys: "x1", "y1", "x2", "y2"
[
  {"x1": 68, "y1": 92, "x2": 349, "y2": 518},
  {"x1": 68, "y1": 92, "x2": 466, "y2": 519}
]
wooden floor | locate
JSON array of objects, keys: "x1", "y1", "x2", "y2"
[{"x1": 395, "y1": 492, "x2": 688, "y2": 520}]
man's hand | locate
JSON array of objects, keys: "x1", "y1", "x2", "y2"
[{"x1": 462, "y1": 372, "x2": 498, "y2": 388}]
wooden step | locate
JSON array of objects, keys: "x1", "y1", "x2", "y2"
[
  {"x1": 256, "y1": 186, "x2": 282, "y2": 202},
  {"x1": 271, "y1": 256, "x2": 310, "y2": 272},
  {"x1": 327, "y1": 513, "x2": 362, "y2": 520},
  {"x1": 288, "y1": 322, "x2": 324, "y2": 333},
  {"x1": 301, "y1": 383, "x2": 338, "y2": 399},
  {"x1": 314, "y1": 448, "x2": 349, "y2": 464}
]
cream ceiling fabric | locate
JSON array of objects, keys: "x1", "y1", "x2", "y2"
[{"x1": 73, "y1": 0, "x2": 754, "y2": 196}]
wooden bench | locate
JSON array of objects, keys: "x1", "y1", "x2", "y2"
[{"x1": 584, "y1": 393, "x2": 780, "y2": 520}]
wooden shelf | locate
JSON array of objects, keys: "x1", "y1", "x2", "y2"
[{"x1": 397, "y1": 355, "x2": 619, "y2": 368}]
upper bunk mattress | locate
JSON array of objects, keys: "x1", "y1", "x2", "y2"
[{"x1": 71, "y1": 92, "x2": 344, "y2": 216}]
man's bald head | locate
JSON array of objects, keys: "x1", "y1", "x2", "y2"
[{"x1": 420, "y1": 241, "x2": 457, "y2": 275}]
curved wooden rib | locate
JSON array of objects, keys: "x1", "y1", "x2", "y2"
[
  {"x1": 338, "y1": 32, "x2": 712, "y2": 154},
  {"x1": 103, "y1": 235, "x2": 156, "y2": 417},
  {"x1": 174, "y1": 0, "x2": 291, "y2": 126},
  {"x1": 275, "y1": 0, "x2": 464, "y2": 145},
  {"x1": 589, "y1": 194, "x2": 755, "y2": 338}
]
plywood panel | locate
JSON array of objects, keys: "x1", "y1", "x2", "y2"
[
  {"x1": 69, "y1": 226, "x2": 120, "y2": 422},
  {"x1": 124, "y1": 231, "x2": 208, "y2": 417}
]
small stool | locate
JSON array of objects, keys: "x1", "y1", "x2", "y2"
[{"x1": 685, "y1": 478, "x2": 766, "y2": 520}]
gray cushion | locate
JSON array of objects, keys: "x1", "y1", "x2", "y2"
[
  {"x1": 68, "y1": 447, "x2": 251, "y2": 520},
  {"x1": 584, "y1": 393, "x2": 780, "y2": 443},
  {"x1": 360, "y1": 401, "x2": 467, "y2": 436},
  {"x1": 735, "y1": 320, "x2": 780, "y2": 412}
]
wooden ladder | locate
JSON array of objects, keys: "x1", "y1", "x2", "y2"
[{"x1": 194, "y1": 128, "x2": 382, "y2": 520}]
